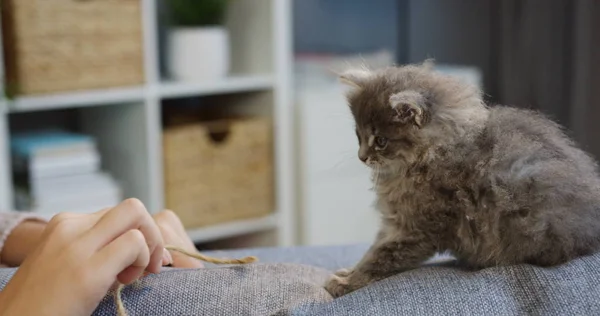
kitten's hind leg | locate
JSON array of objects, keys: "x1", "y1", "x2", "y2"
[{"x1": 325, "y1": 234, "x2": 437, "y2": 297}]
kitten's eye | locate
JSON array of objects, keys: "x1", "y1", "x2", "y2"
[{"x1": 375, "y1": 136, "x2": 388, "y2": 147}]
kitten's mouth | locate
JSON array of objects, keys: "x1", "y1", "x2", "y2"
[
  {"x1": 364, "y1": 159, "x2": 397, "y2": 174},
  {"x1": 365, "y1": 159, "x2": 383, "y2": 169},
  {"x1": 364, "y1": 159, "x2": 377, "y2": 167}
]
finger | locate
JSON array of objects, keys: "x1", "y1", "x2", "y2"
[
  {"x1": 162, "y1": 248, "x2": 173, "y2": 266},
  {"x1": 48, "y1": 207, "x2": 112, "y2": 228},
  {"x1": 69, "y1": 207, "x2": 114, "y2": 234},
  {"x1": 171, "y1": 252, "x2": 203, "y2": 268},
  {"x1": 90, "y1": 206, "x2": 113, "y2": 218},
  {"x1": 43, "y1": 208, "x2": 118, "y2": 251},
  {"x1": 155, "y1": 210, "x2": 188, "y2": 238},
  {"x1": 42, "y1": 212, "x2": 94, "y2": 244},
  {"x1": 92, "y1": 229, "x2": 150, "y2": 286},
  {"x1": 155, "y1": 220, "x2": 202, "y2": 268},
  {"x1": 45, "y1": 212, "x2": 87, "y2": 232},
  {"x1": 85, "y1": 198, "x2": 164, "y2": 273},
  {"x1": 117, "y1": 266, "x2": 144, "y2": 285},
  {"x1": 155, "y1": 210, "x2": 196, "y2": 249}
]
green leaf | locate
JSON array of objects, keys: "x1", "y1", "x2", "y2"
[
  {"x1": 4, "y1": 80, "x2": 18, "y2": 101},
  {"x1": 168, "y1": 0, "x2": 230, "y2": 27}
]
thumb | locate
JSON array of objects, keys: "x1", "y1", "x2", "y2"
[{"x1": 171, "y1": 251, "x2": 204, "y2": 268}]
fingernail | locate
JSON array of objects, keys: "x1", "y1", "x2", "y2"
[{"x1": 162, "y1": 248, "x2": 173, "y2": 266}]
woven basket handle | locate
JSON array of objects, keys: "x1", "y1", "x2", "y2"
[
  {"x1": 204, "y1": 121, "x2": 232, "y2": 144},
  {"x1": 73, "y1": 0, "x2": 136, "y2": 2}
]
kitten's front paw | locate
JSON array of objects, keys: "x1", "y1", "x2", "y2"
[
  {"x1": 324, "y1": 275, "x2": 351, "y2": 298},
  {"x1": 334, "y1": 268, "x2": 353, "y2": 277}
]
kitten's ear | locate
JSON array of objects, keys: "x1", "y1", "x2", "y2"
[
  {"x1": 389, "y1": 90, "x2": 426, "y2": 128},
  {"x1": 421, "y1": 58, "x2": 436, "y2": 71},
  {"x1": 339, "y1": 69, "x2": 372, "y2": 88}
]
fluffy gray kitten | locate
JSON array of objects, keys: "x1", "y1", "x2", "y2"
[{"x1": 324, "y1": 60, "x2": 600, "y2": 297}]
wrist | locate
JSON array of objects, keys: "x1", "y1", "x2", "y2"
[{"x1": 1, "y1": 219, "x2": 46, "y2": 266}]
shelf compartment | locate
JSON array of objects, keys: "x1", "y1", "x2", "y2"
[
  {"x1": 157, "y1": 0, "x2": 273, "y2": 80},
  {"x1": 8, "y1": 103, "x2": 152, "y2": 213},
  {"x1": 6, "y1": 86, "x2": 145, "y2": 113},
  {"x1": 159, "y1": 75, "x2": 273, "y2": 99}
]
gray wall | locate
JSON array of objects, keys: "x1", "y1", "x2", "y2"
[
  {"x1": 293, "y1": 0, "x2": 493, "y2": 90},
  {"x1": 293, "y1": 0, "x2": 400, "y2": 56},
  {"x1": 407, "y1": 0, "x2": 492, "y2": 91}
]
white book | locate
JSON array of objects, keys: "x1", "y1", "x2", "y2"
[
  {"x1": 30, "y1": 143, "x2": 97, "y2": 159},
  {"x1": 28, "y1": 150, "x2": 101, "y2": 179},
  {"x1": 35, "y1": 193, "x2": 122, "y2": 214},
  {"x1": 15, "y1": 184, "x2": 122, "y2": 214},
  {"x1": 33, "y1": 180, "x2": 121, "y2": 206},
  {"x1": 30, "y1": 172, "x2": 118, "y2": 202},
  {"x1": 11, "y1": 130, "x2": 99, "y2": 177}
]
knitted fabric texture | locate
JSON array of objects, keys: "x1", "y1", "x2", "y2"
[
  {"x1": 1, "y1": 244, "x2": 599, "y2": 315},
  {"x1": 0, "y1": 212, "x2": 48, "y2": 267}
]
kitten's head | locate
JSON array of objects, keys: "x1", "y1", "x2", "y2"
[{"x1": 340, "y1": 60, "x2": 487, "y2": 171}]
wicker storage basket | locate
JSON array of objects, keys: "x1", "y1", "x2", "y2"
[
  {"x1": 163, "y1": 117, "x2": 274, "y2": 229},
  {"x1": 1, "y1": 0, "x2": 144, "y2": 95}
]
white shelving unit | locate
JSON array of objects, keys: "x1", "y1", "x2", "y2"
[
  {"x1": 159, "y1": 75, "x2": 274, "y2": 99},
  {"x1": 0, "y1": 0, "x2": 295, "y2": 247},
  {"x1": 186, "y1": 214, "x2": 279, "y2": 244}
]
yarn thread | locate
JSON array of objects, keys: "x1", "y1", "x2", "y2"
[{"x1": 114, "y1": 245, "x2": 258, "y2": 316}]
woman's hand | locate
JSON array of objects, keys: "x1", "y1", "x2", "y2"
[
  {"x1": 0, "y1": 198, "x2": 165, "y2": 316},
  {"x1": 153, "y1": 210, "x2": 203, "y2": 268}
]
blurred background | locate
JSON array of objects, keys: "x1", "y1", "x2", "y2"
[{"x1": 0, "y1": 0, "x2": 598, "y2": 250}]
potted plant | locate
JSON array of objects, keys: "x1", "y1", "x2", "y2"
[{"x1": 167, "y1": 0, "x2": 230, "y2": 81}]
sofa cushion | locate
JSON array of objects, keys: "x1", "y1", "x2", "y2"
[{"x1": 1, "y1": 244, "x2": 599, "y2": 315}]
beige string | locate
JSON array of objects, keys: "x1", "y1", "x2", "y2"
[{"x1": 114, "y1": 245, "x2": 258, "y2": 316}]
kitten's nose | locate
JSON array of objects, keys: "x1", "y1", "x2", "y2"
[{"x1": 358, "y1": 153, "x2": 368, "y2": 163}]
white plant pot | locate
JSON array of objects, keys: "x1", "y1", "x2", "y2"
[{"x1": 167, "y1": 27, "x2": 230, "y2": 81}]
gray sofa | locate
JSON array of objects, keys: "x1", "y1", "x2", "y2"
[{"x1": 1, "y1": 244, "x2": 600, "y2": 315}]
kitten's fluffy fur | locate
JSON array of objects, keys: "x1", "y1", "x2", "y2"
[{"x1": 325, "y1": 60, "x2": 600, "y2": 297}]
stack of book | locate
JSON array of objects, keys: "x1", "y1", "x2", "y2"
[{"x1": 11, "y1": 130, "x2": 122, "y2": 214}]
